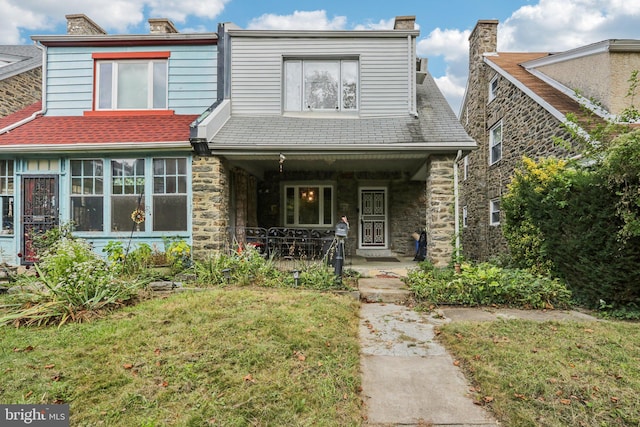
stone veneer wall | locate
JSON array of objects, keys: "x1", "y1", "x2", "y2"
[
  {"x1": 191, "y1": 155, "x2": 229, "y2": 260},
  {"x1": 0, "y1": 68, "x2": 42, "y2": 118},
  {"x1": 461, "y1": 20, "x2": 578, "y2": 261},
  {"x1": 425, "y1": 155, "x2": 456, "y2": 267}
]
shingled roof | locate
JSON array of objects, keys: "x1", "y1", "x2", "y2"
[
  {"x1": 0, "y1": 102, "x2": 197, "y2": 152},
  {"x1": 209, "y1": 72, "x2": 475, "y2": 153},
  {"x1": 0, "y1": 45, "x2": 42, "y2": 81}
]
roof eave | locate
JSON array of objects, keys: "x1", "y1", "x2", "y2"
[
  {"x1": 225, "y1": 29, "x2": 419, "y2": 38},
  {"x1": 0, "y1": 141, "x2": 192, "y2": 153},
  {"x1": 32, "y1": 33, "x2": 218, "y2": 47}
]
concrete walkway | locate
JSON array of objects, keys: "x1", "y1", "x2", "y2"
[{"x1": 358, "y1": 277, "x2": 597, "y2": 426}]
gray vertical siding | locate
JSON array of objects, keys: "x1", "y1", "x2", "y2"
[
  {"x1": 230, "y1": 37, "x2": 411, "y2": 117},
  {"x1": 45, "y1": 45, "x2": 217, "y2": 116}
]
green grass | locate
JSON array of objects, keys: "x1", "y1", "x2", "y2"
[
  {"x1": 0, "y1": 289, "x2": 362, "y2": 426},
  {"x1": 438, "y1": 319, "x2": 640, "y2": 427}
]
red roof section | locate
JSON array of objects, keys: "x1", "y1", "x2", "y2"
[
  {"x1": 0, "y1": 101, "x2": 42, "y2": 129},
  {"x1": 0, "y1": 104, "x2": 198, "y2": 147}
]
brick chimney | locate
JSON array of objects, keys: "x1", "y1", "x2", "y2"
[
  {"x1": 66, "y1": 14, "x2": 107, "y2": 35},
  {"x1": 149, "y1": 18, "x2": 179, "y2": 34},
  {"x1": 393, "y1": 16, "x2": 416, "y2": 30}
]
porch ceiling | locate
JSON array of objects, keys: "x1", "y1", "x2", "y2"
[{"x1": 222, "y1": 152, "x2": 430, "y2": 179}]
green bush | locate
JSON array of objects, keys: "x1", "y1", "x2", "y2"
[
  {"x1": 503, "y1": 155, "x2": 640, "y2": 310},
  {"x1": 192, "y1": 246, "x2": 349, "y2": 290},
  {"x1": 1, "y1": 237, "x2": 142, "y2": 326},
  {"x1": 406, "y1": 262, "x2": 572, "y2": 309}
]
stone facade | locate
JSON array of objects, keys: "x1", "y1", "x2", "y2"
[
  {"x1": 191, "y1": 155, "x2": 230, "y2": 260},
  {"x1": 426, "y1": 155, "x2": 456, "y2": 266},
  {"x1": 0, "y1": 67, "x2": 41, "y2": 118},
  {"x1": 66, "y1": 14, "x2": 106, "y2": 35},
  {"x1": 460, "y1": 21, "x2": 577, "y2": 261}
]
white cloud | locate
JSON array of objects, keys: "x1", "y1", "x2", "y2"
[
  {"x1": 353, "y1": 18, "x2": 395, "y2": 31},
  {"x1": 425, "y1": 0, "x2": 640, "y2": 114},
  {"x1": 0, "y1": 0, "x2": 229, "y2": 44},
  {"x1": 247, "y1": 10, "x2": 347, "y2": 31}
]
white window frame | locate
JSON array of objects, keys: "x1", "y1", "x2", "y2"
[
  {"x1": 463, "y1": 156, "x2": 469, "y2": 181},
  {"x1": 0, "y1": 160, "x2": 14, "y2": 235},
  {"x1": 284, "y1": 184, "x2": 334, "y2": 227},
  {"x1": 462, "y1": 205, "x2": 468, "y2": 228},
  {"x1": 284, "y1": 58, "x2": 359, "y2": 113},
  {"x1": 95, "y1": 60, "x2": 168, "y2": 110},
  {"x1": 490, "y1": 199, "x2": 501, "y2": 226},
  {"x1": 70, "y1": 159, "x2": 104, "y2": 232},
  {"x1": 488, "y1": 74, "x2": 499, "y2": 102},
  {"x1": 489, "y1": 121, "x2": 503, "y2": 165}
]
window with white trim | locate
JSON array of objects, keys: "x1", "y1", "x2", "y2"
[
  {"x1": 284, "y1": 184, "x2": 333, "y2": 226},
  {"x1": 462, "y1": 205, "x2": 468, "y2": 228},
  {"x1": 111, "y1": 159, "x2": 146, "y2": 232},
  {"x1": 0, "y1": 160, "x2": 14, "y2": 234},
  {"x1": 71, "y1": 160, "x2": 104, "y2": 231},
  {"x1": 490, "y1": 199, "x2": 501, "y2": 226},
  {"x1": 463, "y1": 156, "x2": 469, "y2": 180},
  {"x1": 96, "y1": 60, "x2": 167, "y2": 110},
  {"x1": 489, "y1": 121, "x2": 503, "y2": 165},
  {"x1": 284, "y1": 59, "x2": 358, "y2": 112},
  {"x1": 489, "y1": 74, "x2": 499, "y2": 102},
  {"x1": 153, "y1": 158, "x2": 188, "y2": 231}
]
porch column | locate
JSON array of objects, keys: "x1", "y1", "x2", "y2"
[
  {"x1": 192, "y1": 155, "x2": 229, "y2": 260},
  {"x1": 425, "y1": 154, "x2": 456, "y2": 267}
]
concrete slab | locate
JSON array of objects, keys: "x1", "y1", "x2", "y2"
[
  {"x1": 359, "y1": 278, "x2": 413, "y2": 304},
  {"x1": 440, "y1": 307, "x2": 598, "y2": 323},
  {"x1": 360, "y1": 303, "x2": 498, "y2": 426}
]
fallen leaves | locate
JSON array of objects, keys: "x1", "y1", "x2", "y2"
[{"x1": 243, "y1": 374, "x2": 256, "y2": 383}]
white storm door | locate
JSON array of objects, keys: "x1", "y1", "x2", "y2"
[{"x1": 359, "y1": 187, "x2": 387, "y2": 248}]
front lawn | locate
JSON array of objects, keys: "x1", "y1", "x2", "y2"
[
  {"x1": 438, "y1": 319, "x2": 640, "y2": 426},
  {"x1": 0, "y1": 289, "x2": 362, "y2": 426}
]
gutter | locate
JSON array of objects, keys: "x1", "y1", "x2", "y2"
[
  {"x1": 408, "y1": 35, "x2": 418, "y2": 118},
  {"x1": 0, "y1": 42, "x2": 47, "y2": 135}
]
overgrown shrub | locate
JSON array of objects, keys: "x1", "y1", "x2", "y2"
[
  {"x1": 503, "y1": 155, "x2": 640, "y2": 310},
  {"x1": 1, "y1": 237, "x2": 142, "y2": 326},
  {"x1": 192, "y1": 246, "x2": 349, "y2": 290},
  {"x1": 406, "y1": 262, "x2": 572, "y2": 309}
]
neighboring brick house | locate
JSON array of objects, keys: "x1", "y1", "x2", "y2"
[
  {"x1": 0, "y1": 15, "x2": 217, "y2": 265},
  {"x1": 190, "y1": 16, "x2": 475, "y2": 266},
  {"x1": 459, "y1": 20, "x2": 640, "y2": 261},
  {"x1": 0, "y1": 45, "x2": 42, "y2": 118}
]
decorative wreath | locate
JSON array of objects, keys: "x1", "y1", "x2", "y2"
[{"x1": 131, "y1": 208, "x2": 145, "y2": 224}]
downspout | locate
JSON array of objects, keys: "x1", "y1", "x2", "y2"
[
  {"x1": 0, "y1": 42, "x2": 47, "y2": 134},
  {"x1": 408, "y1": 34, "x2": 418, "y2": 118},
  {"x1": 453, "y1": 149, "x2": 463, "y2": 261}
]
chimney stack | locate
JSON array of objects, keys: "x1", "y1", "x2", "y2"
[
  {"x1": 149, "y1": 18, "x2": 179, "y2": 34},
  {"x1": 393, "y1": 16, "x2": 416, "y2": 30},
  {"x1": 66, "y1": 14, "x2": 107, "y2": 35}
]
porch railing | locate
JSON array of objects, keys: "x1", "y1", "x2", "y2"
[{"x1": 227, "y1": 226, "x2": 337, "y2": 261}]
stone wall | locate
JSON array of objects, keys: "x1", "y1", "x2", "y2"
[
  {"x1": 0, "y1": 67, "x2": 42, "y2": 118},
  {"x1": 191, "y1": 155, "x2": 229, "y2": 260},
  {"x1": 426, "y1": 155, "x2": 456, "y2": 267},
  {"x1": 460, "y1": 20, "x2": 578, "y2": 262}
]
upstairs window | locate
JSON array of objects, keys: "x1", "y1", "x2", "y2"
[
  {"x1": 284, "y1": 59, "x2": 358, "y2": 112},
  {"x1": 489, "y1": 121, "x2": 503, "y2": 165},
  {"x1": 93, "y1": 52, "x2": 169, "y2": 111},
  {"x1": 489, "y1": 74, "x2": 499, "y2": 102}
]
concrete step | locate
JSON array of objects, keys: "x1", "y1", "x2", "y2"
[{"x1": 358, "y1": 277, "x2": 413, "y2": 304}]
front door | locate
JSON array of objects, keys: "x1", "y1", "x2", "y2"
[
  {"x1": 21, "y1": 176, "x2": 58, "y2": 264},
  {"x1": 359, "y1": 187, "x2": 387, "y2": 249}
]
